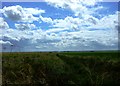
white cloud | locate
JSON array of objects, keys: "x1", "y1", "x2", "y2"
[
  {"x1": 0, "y1": 17, "x2": 9, "y2": 29},
  {"x1": 38, "y1": 13, "x2": 118, "y2": 50},
  {"x1": 40, "y1": 10, "x2": 118, "y2": 32},
  {"x1": 24, "y1": 8, "x2": 45, "y2": 15},
  {"x1": 2, "y1": 5, "x2": 45, "y2": 23},
  {"x1": 1, "y1": 1, "x2": 118, "y2": 52},
  {"x1": 15, "y1": 23, "x2": 36, "y2": 30},
  {"x1": 40, "y1": 0, "x2": 118, "y2": 33},
  {"x1": 52, "y1": 17, "x2": 81, "y2": 31},
  {"x1": 88, "y1": 11, "x2": 118, "y2": 30},
  {"x1": 46, "y1": 28, "x2": 67, "y2": 33},
  {"x1": 53, "y1": 29, "x2": 118, "y2": 50},
  {"x1": 40, "y1": 16, "x2": 83, "y2": 31},
  {"x1": 0, "y1": 40, "x2": 13, "y2": 45},
  {"x1": 82, "y1": 0, "x2": 103, "y2": 6},
  {"x1": 1, "y1": 23, "x2": 118, "y2": 52},
  {"x1": 40, "y1": 16, "x2": 53, "y2": 23},
  {"x1": 39, "y1": 10, "x2": 118, "y2": 50},
  {"x1": 44, "y1": 0, "x2": 102, "y2": 17}
]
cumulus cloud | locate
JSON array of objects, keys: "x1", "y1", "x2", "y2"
[
  {"x1": 44, "y1": 0, "x2": 102, "y2": 16},
  {"x1": 40, "y1": 16, "x2": 53, "y2": 23},
  {"x1": 0, "y1": 40, "x2": 13, "y2": 45},
  {"x1": 87, "y1": 11, "x2": 118, "y2": 31},
  {"x1": 52, "y1": 29, "x2": 118, "y2": 50},
  {"x1": 40, "y1": 11, "x2": 118, "y2": 32},
  {"x1": 40, "y1": 16, "x2": 82, "y2": 31},
  {"x1": 46, "y1": 28, "x2": 67, "y2": 33},
  {"x1": 15, "y1": 23, "x2": 36, "y2": 30},
  {"x1": 1, "y1": 1, "x2": 119, "y2": 52},
  {"x1": 2, "y1": 5, "x2": 45, "y2": 23},
  {"x1": 0, "y1": 17, "x2": 9, "y2": 29},
  {"x1": 1, "y1": 24, "x2": 118, "y2": 52},
  {"x1": 24, "y1": 8, "x2": 45, "y2": 15},
  {"x1": 38, "y1": 10, "x2": 118, "y2": 51},
  {"x1": 40, "y1": 0, "x2": 118, "y2": 33}
]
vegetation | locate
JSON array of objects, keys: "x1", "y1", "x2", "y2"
[{"x1": 2, "y1": 51, "x2": 120, "y2": 86}]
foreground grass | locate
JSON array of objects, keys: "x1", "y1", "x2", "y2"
[{"x1": 2, "y1": 51, "x2": 120, "y2": 86}]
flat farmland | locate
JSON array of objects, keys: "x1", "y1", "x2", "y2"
[{"x1": 2, "y1": 51, "x2": 120, "y2": 86}]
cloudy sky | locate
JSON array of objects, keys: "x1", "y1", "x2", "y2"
[{"x1": 0, "y1": 0, "x2": 119, "y2": 52}]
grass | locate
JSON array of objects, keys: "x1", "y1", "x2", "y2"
[{"x1": 2, "y1": 51, "x2": 120, "y2": 86}]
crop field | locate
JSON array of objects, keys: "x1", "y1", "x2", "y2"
[{"x1": 2, "y1": 51, "x2": 120, "y2": 86}]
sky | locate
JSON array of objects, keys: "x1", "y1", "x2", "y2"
[{"x1": 0, "y1": 0, "x2": 119, "y2": 52}]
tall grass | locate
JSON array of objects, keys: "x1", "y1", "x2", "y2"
[{"x1": 2, "y1": 51, "x2": 120, "y2": 86}]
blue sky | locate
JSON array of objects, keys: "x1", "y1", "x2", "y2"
[{"x1": 0, "y1": 0, "x2": 119, "y2": 52}]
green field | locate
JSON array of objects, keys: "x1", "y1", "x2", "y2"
[{"x1": 2, "y1": 51, "x2": 120, "y2": 86}]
